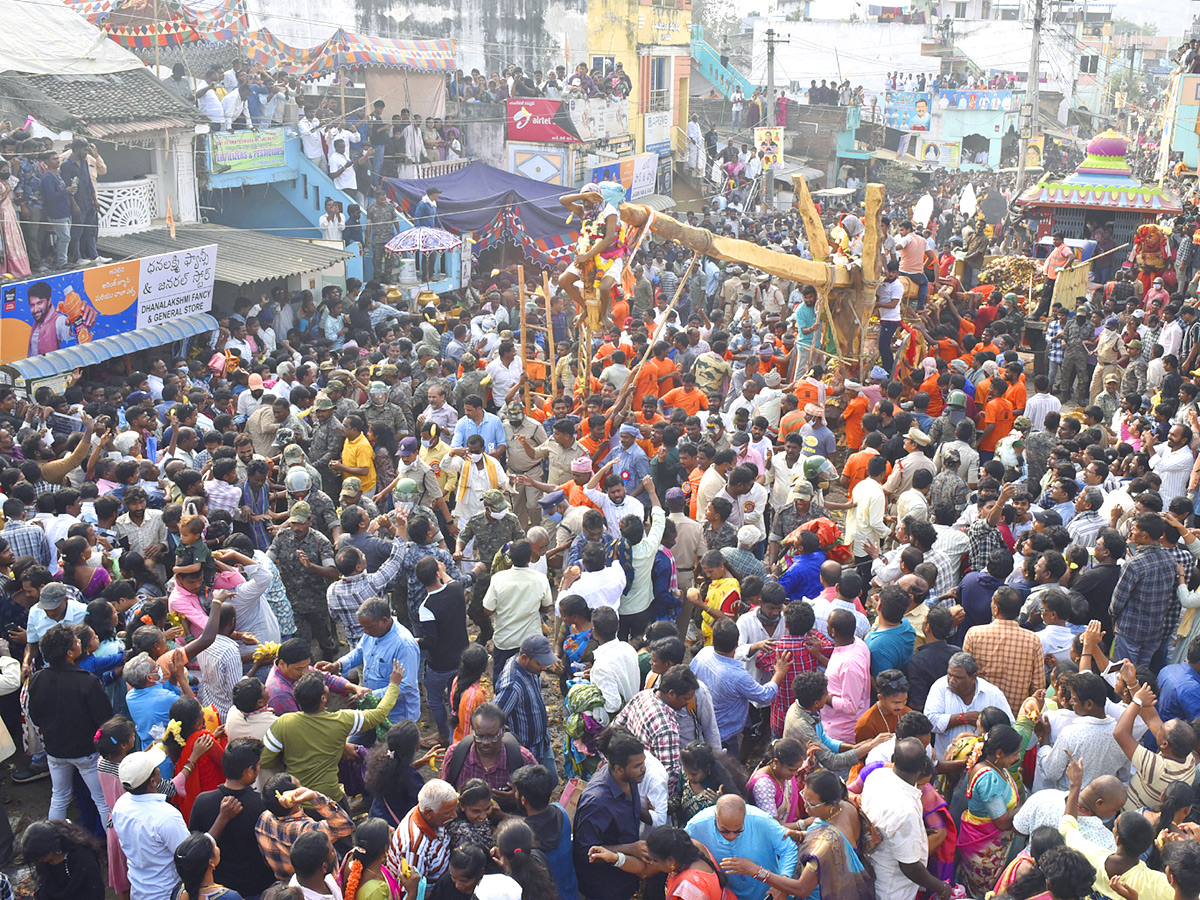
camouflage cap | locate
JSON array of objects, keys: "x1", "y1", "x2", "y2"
[
  {"x1": 313, "y1": 393, "x2": 335, "y2": 411},
  {"x1": 482, "y1": 489, "x2": 510, "y2": 510},
  {"x1": 283, "y1": 443, "x2": 304, "y2": 463},
  {"x1": 288, "y1": 501, "x2": 312, "y2": 523},
  {"x1": 340, "y1": 476, "x2": 362, "y2": 496}
]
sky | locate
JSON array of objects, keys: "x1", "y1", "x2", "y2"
[{"x1": 1110, "y1": 0, "x2": 1192, "y2": 35}]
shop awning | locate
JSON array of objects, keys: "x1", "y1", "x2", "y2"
[
  {"x1": 638, "y1": 194, "x2": 677, "y2": 212},
  {"x1": 98, "y1": 224, "x2": 353, "y2": 286},
  {"x1": 3, "y1": 313, "x2": 218, "y2": 382}
]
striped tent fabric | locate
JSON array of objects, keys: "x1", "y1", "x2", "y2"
[
  {"x1": 296, "y1": 30, "x2": 455, "y2": 80},
  {"x1": 63, "y1": 0, "x2": 247, "y2": 47}
]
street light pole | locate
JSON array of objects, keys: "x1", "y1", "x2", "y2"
[{"x1": 1015, "y1": 0, "x2": 1043, "y2": 195}]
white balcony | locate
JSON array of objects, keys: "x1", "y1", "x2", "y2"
[{"x1": 96, "y1": 175, "x2": 157, "y2": 236}]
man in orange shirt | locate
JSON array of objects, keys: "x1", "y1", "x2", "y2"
[
  {"x1": 516, "y1": 453, "x2": 603, "y2": 512},
  {"x1": 1003, "y1": 362, "x2": 1026, "y2": 413},
  {"x1": 778, "y1": 395, "x2": 806, "y2": 444},
  {"x1": 841, "y1": 380, "x2": 869, "y2": 451},
  {"x1": 684, "y1": 442, "x2": 711, "y2": 518},
  {"x1": 841, "y1": 431, "x2": 888, "y2": 495},
  {"x1": 633, "y1": 340, "x2": 679, "y2": 399},
  {"x1": 661, "y1": 372, "x2": 710, "y2": 416},
  {"x1": 629, "y1": 394, "x2": 667, "y2": 456},
  {"x1": 917, "y1": 363, "x2": 946, "y2": 418},
  {"x1": 979, "y1": 376, "x2": 1014, "y2": 462}
]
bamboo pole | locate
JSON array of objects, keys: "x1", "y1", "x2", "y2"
[
  {"x1": 543, "y1": 271, "x2": 557, "y2": 399},
  {"x1": 628, "y1": 254, "x2": 700, "y2": 386},
  {"x1": 518, "y1": 264, "x2": 530, "y2": 411}
]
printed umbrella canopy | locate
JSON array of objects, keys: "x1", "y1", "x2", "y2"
[{"x1": 385, "y1": 227, "x2": 463, "y2": 254}]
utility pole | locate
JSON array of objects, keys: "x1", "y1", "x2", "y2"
[
  {"x1": 1015, "y1": 0, "x2": 1042, "y2": 195},
  {"x1": 764, "y1": 28, "x2": 788, "y2": 210}
]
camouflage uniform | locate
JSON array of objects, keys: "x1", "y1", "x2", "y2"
[
  {"x1": 360, "y1": 399, "x2": 411, "y2": 438},
  {"x1": 454, "y1": 368, "x2": 489, "y2": 410},
  {"x1": 267, "y1": 524, "x2": 337, "y2": 659},
  {"x1": 414, "y1": 375, "x2": 454, "y2": 414},
  {"x1": 459, "y1": 503, "x2": 523, "y2": 645},
  {"x1": 291, "y1": 489, "x2": 338, "y2": 539},
  {"x1": 308, "y1": 415, "x2": 345, "y2": 498},
  {"x1": 1057, "y1": 315, "x2": 1092, "y2": 406}
]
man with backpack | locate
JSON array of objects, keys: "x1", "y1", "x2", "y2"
[{"x1": 439, "y1": 701, "x2": 538, "y2": 813}]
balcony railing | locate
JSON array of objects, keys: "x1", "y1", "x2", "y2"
[
  {"x1": 417, "y1": 158, "x2": 473, "y2": 178},
  {"x1": 97, "y1": 176, "x2": 157, "y2": 236}
]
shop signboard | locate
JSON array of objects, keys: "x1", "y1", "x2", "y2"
[
  {"x1": 589, "y1": 153, "x2": 659, "y2": 200},
  {"x1": 644, "y1": 111, "x2": 672, "y2": 155},
  {"x1": 0, "y1": 245, "x2": 217, "y2": 364},
  {"x1": 507, "y1": 98, "x2": 630, "y2": 143},
  {"x1": 210, "y1": 129, "x2": 287, "y2": 172}
]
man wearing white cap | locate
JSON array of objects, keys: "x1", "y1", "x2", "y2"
[{"x1": 111, "y1": 748, "x2": 191, "y2": 900}]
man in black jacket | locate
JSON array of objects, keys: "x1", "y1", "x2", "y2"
[{"x1": 27, "y1": 622, "x2": 114, "y2": 821}]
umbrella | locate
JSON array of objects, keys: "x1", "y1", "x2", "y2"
[{"x1": 384, "y1": 227, "x2": 462, "y2": 254}]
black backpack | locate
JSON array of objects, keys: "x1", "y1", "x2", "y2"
[{"x1": 446, "y1": 732, "x2": 525, "y2": 787}]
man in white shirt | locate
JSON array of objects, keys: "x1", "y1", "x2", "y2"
[
  {"x1": 584, "y1": 462, "x2": 647, "y2": 536},
  {"x1": 220, "y1": 84, "x2": 253, "y2": 132},
  {"x1": 923, "y1": 653, "x2": 1014, "y2": 755},
  {"x1": 298, "y1": 105, "x2": 326, "y2": 170},
  {"x1": 111, "y1": 750, "x2": 191, "y2": 900},
  {"x1": 327, "y1": 139, "x2": 360, "y2": 203},
  {"x1": 861, "y1": 738, "x2": 954, "y2": 900},
  {"x1": 846, "y1": 454, "x2": 889, "y2": 564},
  {"x1": 587, "y1": 607, "x2": 641, "y2": 724},
  {"x1": 195, "y1": 69, "x2": 225, "y2": 124},
  {"x1": 1024, "y1": 374, "x2": 1061, "y2": 431},
  {"x1": 1149, "y1": 423, "x2": 1196, "y2": 505},
  {"x1": 875, "y1": 260, "x2": 905, "y2": 374}
]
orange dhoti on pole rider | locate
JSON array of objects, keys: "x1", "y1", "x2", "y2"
[{"x1": 557, "y1": 182, "x2": 630, "y2": 329}]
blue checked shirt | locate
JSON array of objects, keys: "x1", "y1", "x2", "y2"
[
  {"x1": 495, "y1": 655, "x2": 551, "y2": 758},
  {"x1": 1111, "y1": 545, "x2": 1179, "y2": 647},
  {"x1": 1046, "y1": 320, "x2": 1065, "y2": 364},
  {"x1": 328, "y1": 536, "x2": 406, "y2": 642},
  {"x1": 2, "y1": 520, "x2": 52, "y2": 568}
]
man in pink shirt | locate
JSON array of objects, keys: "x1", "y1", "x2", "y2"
[
  {"x1": 894, "y1": 220, "x2": 932, "y2": 309},
  {"x1": 822, "y1": 608, "x2": 872, "y2": 742},
  {"x1": 1143, "y1": 276, "x2": 1170, "y2": 312}
]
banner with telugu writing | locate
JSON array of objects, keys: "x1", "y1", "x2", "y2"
[{"x1": 0, "y1": 246, "x2": 217, "y2": 364}]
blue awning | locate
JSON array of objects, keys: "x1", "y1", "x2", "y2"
[{"x1": 3, "y1": 314, "x2": 218, "y2": 382}]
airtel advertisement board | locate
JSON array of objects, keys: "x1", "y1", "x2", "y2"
[{"x1": 506, "y1": 98, "x2": 630, "y2": 143}]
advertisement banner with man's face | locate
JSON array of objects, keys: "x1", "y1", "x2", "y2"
[
  {"x1": 883, "y1": 91, "x2": 932, "y2": 131},
  {"x1": 0, "y1": 245, "x2": 217, "y2": 364},
  {"x1": 507, "y1": 98, "x2": 630, "y2": 143},
  {"x1": 937, "y1": 90, "x2": 1015, "y2": 111}
]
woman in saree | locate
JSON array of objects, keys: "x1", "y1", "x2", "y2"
[
  {"x1": 958, "y1": 724, "x2": 1023, "y2": 898},
  {"x1": 162, "y1": 696, "x2": 227, "y2": 822},
  {"x1": 589, "y1": 825, "x2": 734, "y2": 900},
  {"x1": 723, "y1": 769, "x2": 874, "y2": 900},
  {"x1": 993, "y1": 826, "x2": 1065, "y2": 899},
  {"x1": 0, "y1": 158, "x2": 30, "y2": 278},
  {"x1": 746, "y1": 737, "x2": 804, "y2": 833}
]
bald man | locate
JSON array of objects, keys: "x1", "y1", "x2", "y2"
[
  {"x1": 685, "y1": 794, "x2": 797, "y2": 900},
  {"x1": 1013, "y1": 774, "x2": 1128, "y2": 851}
]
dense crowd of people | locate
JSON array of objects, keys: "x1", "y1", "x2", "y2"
[{"x1": 7, "y1": 55, "x2": 1200, "y2": 900}]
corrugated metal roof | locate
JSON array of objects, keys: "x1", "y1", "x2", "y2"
[
  {"x1": 3, "y1": 313, "x2": 218, "y2": 381},
  {"x1": 0, "y1": 69, "x2": 206, "y2": 136},
  {"x1": 98, "y1": 224, "x2": 354, "y2": 286}
]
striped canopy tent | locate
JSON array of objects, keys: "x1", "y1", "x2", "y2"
[
  {"x1": 61, "y1": 0, "x2": 246, "y2": 47},
  {"x1": 242, "y1": 28, "x2": 321, "y2": 76},
  {"x1": 294, "y1": 29, "x2": 455, "y2": 80}
]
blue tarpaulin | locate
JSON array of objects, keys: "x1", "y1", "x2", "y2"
[{"x1": 384, "y1": 162, "x2": 580, "y2": 263}]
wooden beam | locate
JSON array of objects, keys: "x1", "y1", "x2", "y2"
[
  {"x1": 790, "y1": 174, "x2": 831, "y2": 262},
  {"x1": 618, "y1": 204, "x2": 848, "y2": 291},
  {"x1": 861, "y1": 183, "x2": 885, "y2": 285}
]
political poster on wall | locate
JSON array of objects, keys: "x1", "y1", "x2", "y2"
[
  {"x1": 917, "y1": 139, "x2": 961, "y2": 167},
  {"x1": 754, "y1": 127, "x2": 784, "y2": 169},
  {"x1": 0, "y1": 245, "x2": 217, "y2": 364},
  {"x1": 507, "y1": 98, "x2": 630, "y2": 143},
  {"x1": 883, "y1": 91, "x2": 932, "y2": 130},
  {"x1": 937, "y1": 90, "x2": 1015, "y2": 111}
]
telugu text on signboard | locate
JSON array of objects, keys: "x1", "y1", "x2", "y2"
[{"x1": 0, "y1": 245, "x2": 218, "y2": 364}]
